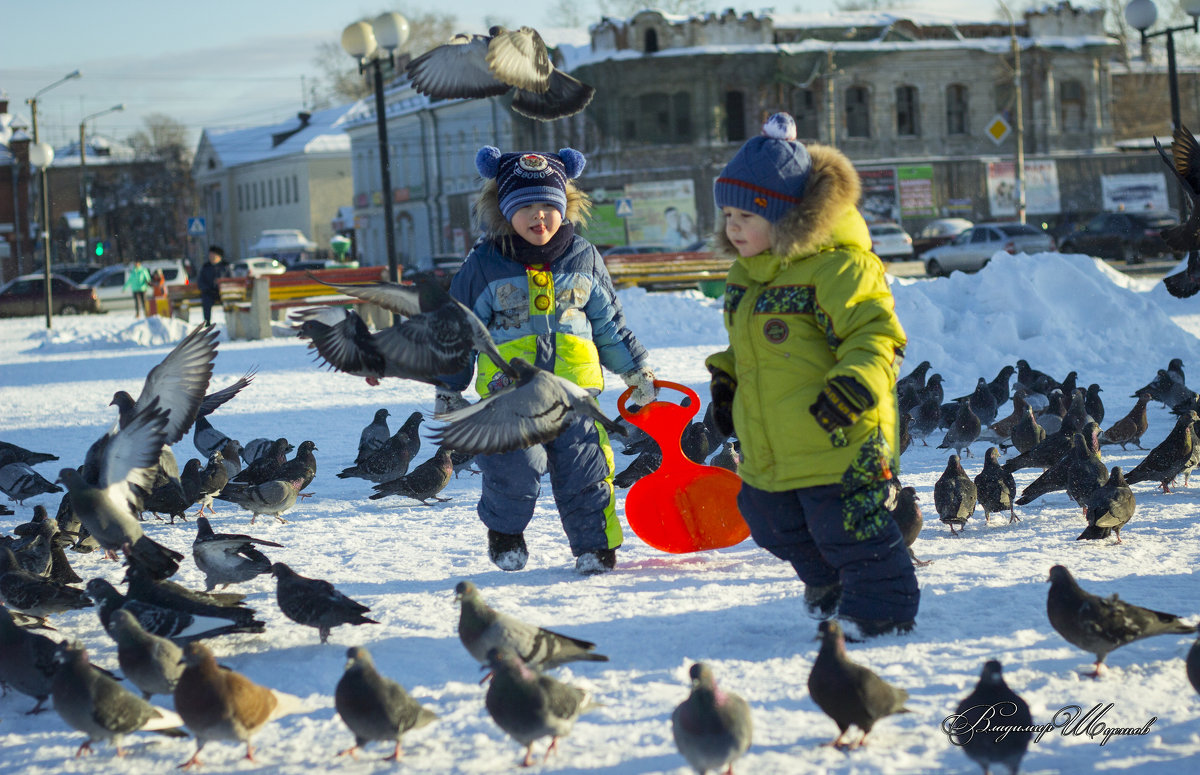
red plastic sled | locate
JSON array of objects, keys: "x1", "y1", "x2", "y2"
[{"x1": 617, "y1": 381, "x2": 749, "y2": 553}]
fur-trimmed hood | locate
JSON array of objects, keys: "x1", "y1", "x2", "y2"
[
  {"x1": 713, "y1": 143, "x2": 869, "y2": 263},
  {"x1": 472, "y1": 178, "x2": 592, "y2": 239}
]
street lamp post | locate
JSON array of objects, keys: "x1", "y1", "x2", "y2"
[
  {"x1": 26, "y1": 69, "x2": 82, "y2": 328},
  {"x1": 341, "y1": 13, "x2": 410, "y2": 283},
  {"x1": 79, "y1": 103, "x2": 125, "y2": 262},
  {"x1": 1125, "y1": 0, "x2": 1200, "y2": 131},
  {"x1": 999, "y1": 2, "x2": 1026, "y2": 225}
]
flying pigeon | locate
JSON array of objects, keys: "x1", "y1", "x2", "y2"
[
  {"x1": 334, "y1": 645, "x2": 438, "y2": 760},
  {"x1": 484, "y1": 647, "x2": 597, "y2": 767},
  {"x1": 431, "y1": 358, "x2": 625, "y2": 455},
  {"x1": 338, "y1": 411, "x2": 424, "y2": 483},
  {"x1": 887, "y1": 485, "x2": 931, "y2": 567},
  {"x1": 406, "y1": 26, "x2": 595, "y2": 121},
  {"x1": 1155, "y1": 124, "x2": 1200, "y2": 253},
  {"x1": 107, "y1": 608, "x2": 185, "y2": 699},
  {"x1": 356, "y1": 408, "x2": 391, "y2": 464},
  {"x1": 192, "y1": 516, "x2": 282, "y2": 591},
  {"x1": 85, "y1": 578, "x2": 265, "y2": 643},
  {"x1": 174, "y1": 641, "x2": 305, "y2": 768},
  {"x1": 1077, "y1": 466, "x2": 1136, "y2": 542},
  {"x1": 0, "y1": 603, "x2": 60, "y2": 713},
  {"x1": 56, "y1": 396, "x2": 183, "y2": 580},
  {"x1": 270, "y1": 562, "x2": 378, "y2": 643},
  {"x1": 455, "y1": 580, "x2": 608, "y2": 671},
  {"x1": 934, "y1": 455, "x2": 977, "y2": 536},
  {"x1": 294, "y1": 276, "x2": 519, "y2": 386},
  {"x1": 369, "y1": 447, "x2": 455, "y2": 505},
  {"x1": 0, "y1": 462, "x2": 61, "y2": 504},
  {"x1": 1100, "y1": 392, "x2": 1151, "y2": 449},
  {"x1": 949, "y1": 660, "x2": 1032, "y2": 775},
  {"x1": 973, "y1": 447, "x2": 1017, "y2": 524},
  {"x1": 807, "y1": 619, "x2": 910, "y2": 748},
  {"x1": 51, "y1": 641, "x2": 187, "y2": 758},
  {"x1": 1124, "y1": 410, "x2": 1198, "y2": 492},
  {"x1": 672, "y1": 662, "x2": 753, "y2": 775},
  {"x1": 1046, "y1": 564, "x2": 1197, "y2": 677},
  {"x1": 0, "y1": 439, "x2": 59, "y2": 467}
]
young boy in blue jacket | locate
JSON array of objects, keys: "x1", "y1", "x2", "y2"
[{"x1": 437, "y1": 146, "x2": 657, "y2": 575}]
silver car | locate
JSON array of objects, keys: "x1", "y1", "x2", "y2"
[
  {"x1": 922, "y1": 222, "x2": 1056, "y2": 276},
  {"x1": 867, "y1": 222, "x2": 914, "y2": 260}
]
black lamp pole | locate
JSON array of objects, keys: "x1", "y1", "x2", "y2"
[{"x1": 368, "y1": 57, "x2": 399, "y2": 283}]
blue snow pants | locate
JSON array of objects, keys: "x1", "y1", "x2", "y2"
[
  {"x1": 476, "y1": 413, "x2": 621, "y2": 556},
  {"x1": 737, "y1": 482, "x2": 920, "y2": 624}
]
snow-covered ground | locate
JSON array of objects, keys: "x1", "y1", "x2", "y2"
[{"x1": 2, "y1": 251, "x2": 1200, "y2": 773}]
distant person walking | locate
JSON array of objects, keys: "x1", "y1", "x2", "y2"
[
  {"x1": 123, "y1": 259, "x2": 152, "y2": 319},
  {"x1": 198, "y1": 246, "x2": 229, "y2": 326}
]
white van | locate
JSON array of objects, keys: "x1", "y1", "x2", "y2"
[{"x1": 82, "y1": 259, "x2": 191, "y2": 311}]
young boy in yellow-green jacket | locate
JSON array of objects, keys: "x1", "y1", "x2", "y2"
[{"x1": 705, "y1": 113, "x2": 918, "y2": 640}]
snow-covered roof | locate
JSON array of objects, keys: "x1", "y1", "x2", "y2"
[
  {"x1": 765, "y1": 10, "x2": 1003, "y2": 27},
  {"x1": 199, "y1": 101, "x2": 357, "y2": 169},
  {"x1": 50, "y1": 135, "x2": 137, "y2": 167}
]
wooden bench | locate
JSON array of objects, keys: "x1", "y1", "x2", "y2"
[
  {"x1": 218, "y1": 266, "x2": 392, "y2": 340},
  {"x1": 603, "y1": 250, "x2": 732, "y2": 293},
  {"x1": 165, "y1": 284, "x2": 201, "y2": 320}
]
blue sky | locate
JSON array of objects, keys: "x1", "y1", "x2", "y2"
[{"x1": 2, "y1": 0, "x2": 972, "y2": 149}]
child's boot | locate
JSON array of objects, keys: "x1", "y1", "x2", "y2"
[
  {"x1": 575, "y1": 548, "x2": 617, "y2": 575},
  {"x1": 487, "y1": 529, "x2": 528, "y2": 571}
]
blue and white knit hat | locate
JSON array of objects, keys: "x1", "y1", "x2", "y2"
[
  {"x1": 714, "y1": 113, "x2": 811, "y2": 223},
  {"x1": 476, "y1": 146, "x2": 587, "y2": 221}
]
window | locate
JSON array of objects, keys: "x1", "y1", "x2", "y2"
[
  {"x1": 237, "y1": 185, "x2": 243, "y2": 211},
  {"x1": 946, "y1": 84, "x2": 968, "y2": 135},
  {"x1": 645, "y1": 29, "x2": 659, "y2": 53},
  {"x1": 725, "y1": 91, "x2": 746, "y2": 142},
  {"x1": 791, "y1": 87, "x2": 819, "y2": 139},
  {"x1": 845, "y1": 86, "x2": 870, "y2": 138},
  {"x1": 1060, "y1": 79, "x2": 1085, "y2": 132},
  {"x1": 673, "y1": 92, "x2": 692, "y2": 140},
  {"x1": 252, "y1": 183, "x2": 258, "y2": 210},
  {"x1": 896, "y1": 85, "x2": 919, "y2": 136},
  {"x1": 621, "y1": 97, "x2": 637, "y2": 142},
  {"x1": 268, "y1": 180, "x2": 274, "y2": 207},
  {"x1": 293, "y1": 175, "x2": 299, "y2": 201},
  {"x1": 640, "y1": 93, "x2": 671, "y2": 143}
]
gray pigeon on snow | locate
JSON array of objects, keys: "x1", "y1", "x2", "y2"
[
  {"x1": 1046, "y1": 564, "x2": 1197, "y2": 677},
  {"x1": 356, "y1": 408, "x2": 391, "y2": 464},
  {"x1": 85, "y1": 577, "x2": 264, "y2": 643},
  {"x1": 334, "y1": 645, "x2": 438, "y2": 760},
  {"x1": 672, "y1": 662, "x2": 753, "y2": 775},
  {"x1": 215, "y1": 477, "x2": 303, "y2": 524},
  {"x1": 369, "y1": 447, "x2": 454, "y2": 505},
  {"x1": 974, "y1": 446, "x2": 1017, "y2": 524},
  {"x1": 1100, "y1": 392, "x2": 1151, "y2": 450},
  {"x1": 294, "y1": 277, "x2": 519, "y2": 387},
  {"x1": 270, "y1": 562, "x2": 378, "y2": 644},
  {"x1": 0, "y1": 603, "x2": 60, "y2": 713},
  {"x1": 406, "y1": 26, "x2": 595, "y2": 121},
  {"x1": 0, "y1": 462, "x2": 61, "y2": 504},
  {"x1": 432, "y1": 358, "x2": 625, "y2": 455},
  {"x1": 808, "y1": 619, "x2": 910, "y2": 748},
  {"x1": 50, "y1": 641, "x2": 187, "y2": 758},
  {"x1": 455, "y1": 580, "x2": 608, "y2": 671},
  {"x1": 888, "y1": 485, "x2": 931, "y2": 567},
  {"x1": 192, "y1": 516, "x2": 282, "y2": 590},
  {"x1": 934, "y1": 455, "x2": 977, "y2": 536},
  {"x1": 0, "y1": 440, "x2": 58, "y2": 467},
  {"x1": 1077, "y1": 466, "x2": 1136, "y2": 543},
  {"x1": 0, "y1": 546, "x2": 91, "y2": 619},
  {"x1": 107, "y1": 608, "x2": 185, "y2": 699},
  {"x1": 1124, "y1": 409, "x2": 1198, "y2": 492},
  {"x1": 949, "y1": 660, "x2": 1032, "y2": 775},
  {"x1": 339, "y1": 411, "x2": 423, "y2": 483},
  {"x1": 484, "y1": 647, "x2": 597, "y2": 767}
]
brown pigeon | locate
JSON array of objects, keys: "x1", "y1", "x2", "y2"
[
  {"x1": 1099, "y1": 392, "x2": 1151, "y2": 450},
  {"x1": 808, "y1": 620, "x2": 910, "y2": 748}
]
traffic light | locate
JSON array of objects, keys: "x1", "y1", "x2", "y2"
[{"x1": 93, "y1": 239, "x2": 105, "y2": 258}]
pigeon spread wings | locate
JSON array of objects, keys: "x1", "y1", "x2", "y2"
[
  {"x1": 97, "y1": 399, "x2": 170, "y2": 492},
  {"x1": 485, "y1": 27, "x2": 552, "y2": 93},
  {"x1": 407, "y1": 35, "x2": 511, "y2": 99},
  {"x1": 434, "y1": 372, "x2": 579, "y2": 454},
  {"x1": 124, "y1": 326, "x2": 218, "y2": 446}
]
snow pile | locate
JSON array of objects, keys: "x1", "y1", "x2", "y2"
[{"x1": 26, "y1": 315, "x2": 191, "y2": 353}]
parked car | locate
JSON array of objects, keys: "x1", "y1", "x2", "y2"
[
  {"x1": 922, "y1": 222, "x2": 1056, "y2": 276},
  {"x1": 911, "y1": 218, "x2": 974, "y2": 257},
  {"x1": 867, "y1": 222, "x2": 914, "y2": 260},
  {"x1": 1056, "y1": 210, "x2": 1181, "y2": 264},
  {"x1": 52, "y1": 263, "x2": 104, "y2": 285},
  {"x1": 81, "y1": 259, "x2": 190, "y2": 311},
  {"x1": 0, "y1": 273, "x2": 102, "y2": 317},
  {"x1": 228, "y1": 257, "x2": 287, "y2": 277}
]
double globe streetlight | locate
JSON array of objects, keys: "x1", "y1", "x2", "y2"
[
  {"x1": 341, "y1": 12, "x2": 410, "y2": 283},
  {"x1": 1125, "y1": 0, "x2": 1200, "y2": 131},
  {"x1": 27, "y1": 68, "x2": 82, "y2": 328}
]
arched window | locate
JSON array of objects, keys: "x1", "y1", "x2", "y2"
[
  {"x1": 946, "y1": 84, "x2": 969, "y2": 135},
  {"x1": 644, "y1": 29, "x2": 659, "y2": 53},
  {"x1": 725, "y1": 91, "x2": 747, "y2": 142},
  {"x1": 1060, "y1": 79, "x2": 1085, "y2": 132},
  {"x1": 845, "y1": 86, "x2": 870, "y2": 138},
  {"x1": 790, "y1": 87, "x2": 819, "y2": 139},
  {"x1": 896, "y1": 85, "x2": 920, "y2": 136},
  {"x1": 639, "y1": 92, "x2": 671, "y2": 143}
]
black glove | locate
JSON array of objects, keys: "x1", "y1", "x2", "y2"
[
  {"x1": 708, "y1": 366, "x2": 737, "y2": 438},
  {"x1": 809, "y1": 376, "x2": 875, "y2": 434}
]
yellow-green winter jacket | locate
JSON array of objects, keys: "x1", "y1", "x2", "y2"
[{"x1": 705, "y1": 143, "x2": 906, "y2": 494}]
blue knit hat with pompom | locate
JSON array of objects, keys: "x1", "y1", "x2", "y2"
[
  {"x1": 714, "y1": 113, "x2": 811, "y2": 224},
  {"x1": 476, "y1": 146, "x2": 586, "y2": 221}
]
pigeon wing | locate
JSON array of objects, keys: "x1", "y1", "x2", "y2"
[
  {"x1": 130, "y1": 326, "x2": 219, "y2": 446},
  {"x1": 294, "y1": 307, "x2": 387, "y2": 378},
  {"x1": 96, "y1": 401, "x2": 170, "y2": 493},
  {"x1": 433, "y1": 377, "x2": 572, "y2": 454},
  {"x1": 196, "y1": 369, "x2": 256, "y2": 418},
  {"x1": 372, "y1": 313, "x2": 475, "y2": 378},
  {"x1": 406, "y1": 35, "x2": 511, "y2": 99},
  {"x1": 308, "y1": 277, "x2": 424, "y2": 317},
  {"x1": 485, "y1": 27, "x2": 552, "y2": 92},
  {"x1": 511, "y1": 71, "x2": 596, "y2": 121}
]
